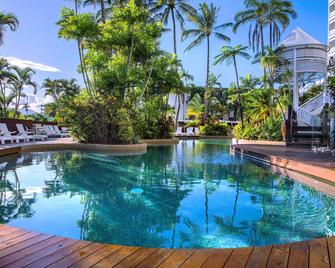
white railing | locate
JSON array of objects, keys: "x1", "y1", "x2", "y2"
[
  {"x1": 300, "y1": 91, "x2": 332, "y2": 113},
  {"x1": 297, "y1": 107, "x2": 321, "y2": 127}
]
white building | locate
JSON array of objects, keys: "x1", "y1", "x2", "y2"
[{"x1": 329, "y1": 0, "x2": 335, "y2": 59}]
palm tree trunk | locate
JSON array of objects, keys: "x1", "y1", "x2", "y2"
[
  {"x1": 260, "y1": 25, "x2": 265, "y2": 53},
  {"x1": 77, "y1": 39, "x2": 91, "y2": 95},
  {"x1": 233, "y1": 56, "x2": 244, "y2": 129},
  {"x1": 269, "y1": 23, "x2": 273, "y2": 49},
  {"x1": 171, "y1": 8, "x2": 177, "y2": 55},
  {"x1": 125, "y1": 25, "x2": 135, "y2": 99},
  {"x1": 175, "y1": 94, "x2": 181, "y2": 126},
  {"x1": 100, "y1": 0, "x2": 106, "y2": 23},
  {"x1": 205, "y1": 36, "x2": 210, "y2": 121}
]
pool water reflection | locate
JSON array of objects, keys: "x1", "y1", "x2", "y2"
[{"x1": 0, "y1": 139, "x2": 334, "y2": 248}]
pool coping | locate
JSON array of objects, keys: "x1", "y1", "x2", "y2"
[
  {"x1": 0, "y1": 139, "x2": 334, "y2": 267},
  {"x1": 231, "y1": 144, "x2": 335, "y2": 184}
]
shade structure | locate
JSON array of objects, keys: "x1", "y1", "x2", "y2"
[{"x1": 279, "y1": 28, "x2": 328, "y2": 126}]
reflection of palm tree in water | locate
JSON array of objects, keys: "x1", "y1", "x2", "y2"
[
  {"x1": 79, "y1": 195, "x2": 92, "y2": 240},
  {"x1": 0, "y1": 169, "x2": 35, "y2": 223}
]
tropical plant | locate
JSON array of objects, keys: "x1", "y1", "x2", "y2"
[
  {"x1": 214, "y1": 45, "x2": 250, "y2": 128},
  {"x1": 186, "y1": 93, "x2": 205, "y2": 124},
  {"x1": 149, "y1": 0, "x2": 196, "y2": 55},
  {"x1": 266, "y1": 0, "x2": 297, "y2": 48},
  {"x1": 0, "y1": 12, "x2": 19, "y2": 45},
  {"x1": 10, "y1": 67, "x2": 37, "y2": 118},
  {"x1": 233, "y1": 0, "x2": 268, "y2": 53},
  {"x1": 183, "y1": 2, "x2": 231, "y2": 119},
  {"x1": 83, "y1": 0, "x2": 113, "y2": 23}
]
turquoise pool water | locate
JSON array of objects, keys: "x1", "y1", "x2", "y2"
[{"x1": 1, "y1": 139, "x2": 335, "y2": 248}]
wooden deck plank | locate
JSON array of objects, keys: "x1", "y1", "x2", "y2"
[
  {"x1": 266, "y1": 244, "x2": 290, "y2": 268},
  {"x1": 0, "y1": 229, "x2": 29, "y2": 244},
  {"x1": 309, "y1": 238, "x2": 330, "y2": 268},
  {"x1": 201, "y1": 248, "x2": 233, "y2": 268},
  {"x1": 70, "y1": 244, "x2": 122, "y2": 268},
  {"x1": 47, "y1": 242, "x2": 106, "y2": 268},
  {"x1": 136, "y1": 248, "x2": 175, "y2": 268},
  {"x1": 23, "y1": 240, "x2": 91, "y2": 268},
  {"x1": 0, "y1": 231, "x2": 39, "y2": 252},
  {"x1": 113, "y1": 247, "x2": 157, "y2": 268},
  {"x1": 179, "y1": 249, "x2": 212, "y2": 268},
  {"x1": 245, "y1": 246, "x2": 272, "y2": 268},
  {"x1": 157, "y1": 249, "x2": 195, "y2": 268},
  {"x1": 224, "y1": 247, "x2": 253, "y2": 268},
  {"x1": 287, "y1": 241, "x2": 308, "y2": 268},
  {"x1": 5, "y1": 238, "x2": 75, "y2": 268},
  {"x1": 92, "y1": 246, "x2": 140, "y2": 268},
  {"x1": 0, "y1": 236, "x2": 64, "y2": 267},
  {"x1": 0, "y1": 233, "x2": 52, "y2": 259},
  {"x1": 327, "y1": 237, "x2": 335, "y2": 268}
]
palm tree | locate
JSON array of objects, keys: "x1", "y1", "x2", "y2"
[
  {"x1": 233, "y1": 0, "x2": 268, "y2": 53},
  {"x1": 183, "y1": 2, "x2": 231, "y2": 119},
  {"x1": 10, "y1": 67, "x2": 37, "y2": 118},
  {"x1": 214, "y1": 45, "x2": 251, "y2": 128},
  {"x1": 150, "y1": 0, "x2": 196, "y2": 55},
  {"x1": 267, "y1": 0, "x2": 297, "y2": 49},
  {"x1": 43, "y1": 78, "x2": 80, "y2": 102},
  {"x1": 255, "y1": 46, "x2": 283, "y2": 88},
  {"x1": 0, "y1": 12, "x2": 19, "y2": 45},
  {"x1": 83, "y1": 0, "x2": 112, "y2": 23}
]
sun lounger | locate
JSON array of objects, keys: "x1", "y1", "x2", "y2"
[
  {"x1": 52, "y1": 125, "x2": 67, "y2": 138},
  {"x1": 186, "y1": 127, "x2": 194, "y2": 135},
  {"x1": 16, "y1": 124, "x2": 47, "y2": 141},
  {"x1": 174, "y1": 127, "x2": 185, "y2": 136},
  {"x1": 0, "y1": 123, "x2": 26, "y2": 144}
]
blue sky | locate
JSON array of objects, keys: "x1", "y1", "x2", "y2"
[{"x1": 1, "y1": 0, "x2": 329, "y2": 95}]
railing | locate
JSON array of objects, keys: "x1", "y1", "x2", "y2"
[
  {"x1": 300, "y1": 91, "x2": 331, "y2": 113},
  {"x1": 296, "y1": 107, "x2": 321, "y2": 127}
]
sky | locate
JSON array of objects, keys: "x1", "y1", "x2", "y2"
[{"x1": 0, "y1": 0, "x2": 330, "y2": 97}]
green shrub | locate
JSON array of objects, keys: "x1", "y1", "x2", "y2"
[
  {"x1": 60, "y1": 93, "x2": 136, "y2": 144},
  {"x1": 233, "y1": 116, "x2": 283, "y2": 141},
  {"x1": 136, "y1": 98, "x2": 174, "y2": 139},
  {"x1": 186, "y1": 120, "x2": 200, "y2": 128},
  {"x1": 200, "y1": 121, "x2": 229, "y2": 136}
]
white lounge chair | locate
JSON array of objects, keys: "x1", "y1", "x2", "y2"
[
  {"x1": 174, "y1": 127, "x2": 184, "y2": 136},
  {"x1": 42, "y1": 125, "x2": 60, "y2": 138},
  {"x1": 186, "y1": 127, "x2": 194, "y2": 136},
  {"x1": 15, "y1": 124, "x2": 34, "y2": 142},
  {"x1": 52, "y1": 125, "x2": 67, "y2": 138},
  {"x1": 0, "y1": 123, "x2": 26, "y2": 144},
  {"x1": 194, "y1": 127, "x2": 200, "y2": 136},
  {"x1": 16, "y1": 124, "x2": 47, "y2": 141}
]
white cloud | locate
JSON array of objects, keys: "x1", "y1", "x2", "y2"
[{"x1": 4, "y1": 57, "x2": 60, "y2": 72}]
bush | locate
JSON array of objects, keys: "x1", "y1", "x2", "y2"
[
  {"x1": 136, "y1": 98, "x2": 174, "y2": 139},
  {"x1": 60, "y1": 93, "x2": 136, "y2": 144},
  {"x1": 233, "y1": 116, "x2": 283, "y2": 141},
  {"x1": 200, "y1": 121, "x2": 229, "y2": 136}
]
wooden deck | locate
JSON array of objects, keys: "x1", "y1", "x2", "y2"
[{"x1": 0, "y1": 225, "x2": 333, "y2": 267}]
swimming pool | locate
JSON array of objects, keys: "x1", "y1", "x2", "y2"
[{"x1": 1, "y1": 139, "x2": 334, "y2": 248}]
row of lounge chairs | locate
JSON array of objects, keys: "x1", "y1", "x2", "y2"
[
  {"x1": 174, "y1": 127, "x2": 200, "y2": 137},
  {"x1": 0, "y1": 123, "x2": 69, "y2": 145}
]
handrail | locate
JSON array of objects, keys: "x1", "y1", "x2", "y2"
[{"x1": 296, "y1": 107, "x2": 321, "y2": 127}]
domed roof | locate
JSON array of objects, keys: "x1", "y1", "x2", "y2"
[{"x1": 280, "y1": 27, "x2": 321, "y2": 47}]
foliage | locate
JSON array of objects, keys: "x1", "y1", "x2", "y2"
[
  {"x1": 233, "y1": 115, "x2": 282, "y2": 141},
  {"x1": 136, "y1": 97, "x2": 175, "y2": 139},
  {"x1": 200, "y1": 120, "x2": 229, "y2": 136},
  {"x1": 0, "y1": 11, "x2": 19, "y2": 45},
  {"x1": 60, "y1": 92, "x2": 137, "y2": 144},
  {"x1": 299, "y1": 84, "x2": 323, "y2": 105}
]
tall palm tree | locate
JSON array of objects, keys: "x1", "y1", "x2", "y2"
[
  {"x1": 233, "y1": 0, "x2": 268, "y2": 53},
  {"x1": 150, "y1": 0, "x2": 196, "y2": 55},
  {"x1": 214, "y1": 45, "x2": 250, "y2": 128},
  {"x1": 83, "y1": 0, "x2": 112, "y2": 23},
  {"x1": 267, "y1": 0, "x2": 297, "y2": 49},
  {"x1": 183, "y1": 2, "x2": 231, "y2": 119},
  {"x1": 0, "y1": 12, "x2": 19, "y2": 45},
  {"x1": 10, "y1": 67, "x2": 37, "y2": 118}
]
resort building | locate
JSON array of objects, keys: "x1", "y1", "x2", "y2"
[{"x1": 329, "y1": 0, "x2": 335, "y2": 60}]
